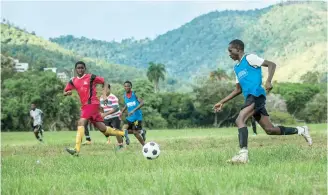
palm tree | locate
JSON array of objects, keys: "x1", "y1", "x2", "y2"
[
  {"x1": 209, "y1": 68, "x2": 229, "y2": 81},
  {"x1": 147, "y1": 62, "x2": 166, "y2": 93}
]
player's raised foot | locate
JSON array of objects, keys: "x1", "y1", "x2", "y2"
[
  {"x1": 227, "y1": 148, "x2": 249, "y2": 164},
  {"x1": 124, "y1": 130, "x2": 130, "y2": 145},
  {"x1": 82, "y1": 141, "x2": 92, "y2": 145},
  {"x1": 141, "y1": 129, "x2": 147, "y2": 141},
  {"x1": 65, "y1": 148, "x2": 79, "y2": 156},
  {"x1": 297, "y1": 126, "x2": 313, "y2": 146}
]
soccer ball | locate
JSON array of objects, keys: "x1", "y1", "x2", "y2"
[{"x1": 142, "y1": 142, "x2": 160, "y2": 160}]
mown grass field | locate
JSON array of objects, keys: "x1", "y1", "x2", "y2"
[{"x1": 1, "y1": 123, "x2": 327, "y2": 195}]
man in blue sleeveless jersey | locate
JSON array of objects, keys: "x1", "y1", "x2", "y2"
[
  {"x1": 213, "y1": 39, "x2": 312, "y2": 164},
  {"x1": 121, "y1": 81, "x2": 146, "y2": 146}
]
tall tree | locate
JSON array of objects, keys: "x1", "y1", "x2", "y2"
[
  {"x1": 147, "y1": 62, "x2": 166, "y2": 93},
  {"x1": 209, "y1": 68, "x2": 229, "y2": 81}
]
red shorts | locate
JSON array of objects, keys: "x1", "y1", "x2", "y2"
[{"x1": 81, "y1": 104, "x2": 103, "y2": 124}]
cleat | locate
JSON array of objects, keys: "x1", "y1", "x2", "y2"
[
  {"x1": 116, "y1": 145, "x2": 124, "y2": 151},
  {"x1": 227, "y1": 148, "x2": 249, "y2": 164},
  {"x1": 82, "y1": 141, "x2": 92, "y2": 145},
  {"x1": 297, "y1": 126, "x2": 313, "y2": 146},
  {"x1": 65, "y1": 148, "x2": 79, "y2": 156}
]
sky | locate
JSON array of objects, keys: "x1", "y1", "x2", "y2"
[{"x1": 1, "y1": 0, "x2": 280, "y2": 42}]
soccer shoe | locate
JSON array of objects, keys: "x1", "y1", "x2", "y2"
[
  {"x1": 82, "y1": 141, "x2": 92, "y2": 145},
  {"x1": 141, "y1": 129, "x2": 147, "y2": 141},
  {"x1": 65, "y1": 148, "x2": 79, "y2": 156},
  {"x1": 297, "y1": 126, "x2": 313, "y2": 146},
  {"x1": 116, "y1": 145, "x2": 124, "y2": 151},
  {"x1": 124, "y1": 130, "x2": 130, "y2": 145},
  {"x1": 227, "y1": 148, "x2": 249, "y2": 164}
]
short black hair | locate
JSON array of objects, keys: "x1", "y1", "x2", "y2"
[
  {"x1": 229, "y1": 39, "x2": 244, "y2": 51},
  {"x1": 124, "y1": 81, "x2": 132, "y2": 87},
  {"x1": 75, "y1": 61, "x2": 86, "y2": 68},
  {"x1": 108, "y1": 84, "x2": 111, "y2": 89}
]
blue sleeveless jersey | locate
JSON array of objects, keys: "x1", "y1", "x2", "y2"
[
  {"x1": 234, "y1": 54, "x2": 266, "y2": 100},
  {"x1": 124, "y1": 91, "x2": 143, "y2": 122}
]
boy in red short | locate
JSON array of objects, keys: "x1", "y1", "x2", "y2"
[{"x1": 63, "y1": 61, "x2": 128, "y2": 156}]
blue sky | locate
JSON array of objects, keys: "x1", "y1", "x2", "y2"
[{"x1": 1, "y1": 0, "x2": 279, "y2": 42}]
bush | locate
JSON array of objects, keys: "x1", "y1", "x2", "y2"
[
  {"x1": 299, "y1": 93, "x2": 327, "y2": 123},
  {"x1": 269, "y1": 111, "x2": 296, "y2": 125}
]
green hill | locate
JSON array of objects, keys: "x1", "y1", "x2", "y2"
[
  {"x1": 51, "y1": 1, "x2": 327, "y2": 82},
  {"x1": 1, "y1": 23, "x2": 144, "y2": 83}
]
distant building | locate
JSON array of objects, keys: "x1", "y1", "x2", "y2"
[
  {"x1": 13, "y1": 59, "x2": 29, "y2": 72},
  {"x1": 57, "y1": 72, "x2": 69, "y2": 82},
  {"x1": 43, "y1": 67, "x2": 57, "y2": 73}
]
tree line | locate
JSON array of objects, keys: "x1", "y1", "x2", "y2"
[{"x1": 1, "y1": 57, "x2": 326, "y2": 131}]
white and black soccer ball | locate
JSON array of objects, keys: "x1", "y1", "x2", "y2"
[{"x1": 142, "y1": 142, "x2": 160, "y2": 160}]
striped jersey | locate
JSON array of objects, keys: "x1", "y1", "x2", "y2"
[{"x1": 100, "y1": 94, "x2": 121, "y2": 120}]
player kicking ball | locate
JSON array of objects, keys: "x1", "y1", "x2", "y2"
[
  {"x1": 63, "y1": 61, "x2": 128, "y2": 156},
  {"x1": 213, "y1": 39, "x2": 312, "y2": 164}
]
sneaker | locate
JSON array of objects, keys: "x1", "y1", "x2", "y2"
[
  {"x1": 141, "y1": 129, "x2": 147, "y2": 141},
  {"x1": 227, "y1": 148, "x2": 249, "y2": 164},
  {"x1": 124, "y1": 130, "x2": 130, "y2": 145},
  {"x1": 297, "y1": 126, "x2": 313, "y2": 146},
  {"x1": 82, "y1": 141, "x2": 92, "y2": 145},
  {"x1": 65, "y1": 148, "x2": 79, "y2": 156},
  {"x1": 116, "y1": 145, "x2": 124, "y2": 151}
]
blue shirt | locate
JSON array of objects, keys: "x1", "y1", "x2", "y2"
[
  {"x1": 234, "y1": 54, "x2": 266, "y2": 100},
  {"x1": 124, "y1": 91, "x2": 143, "y2": 122}
]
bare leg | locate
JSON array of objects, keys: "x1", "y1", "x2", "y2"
[{"x1": 133, "y1": 130, "x2": 145, "y2": 146}]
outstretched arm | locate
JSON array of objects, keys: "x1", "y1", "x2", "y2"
[{"x1": 213, "y1": 83, "x2": 242, "y2": 112}]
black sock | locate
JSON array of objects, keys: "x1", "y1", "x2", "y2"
[
  {"x1": 34, "y1": 133, "x2": 40, "y2": 140},
  {"x1": 238, "y1": 127, "x2": 248, "y2": 149},
  {"x1": 84, "y1": 125, "x2": 91, "y2": 141},
  {"x1": 279, "y1": 126, "x2": 298, "y2": 135},
  {"x1": 252, "y1": 123, "x2": 257, "y2": 134}
]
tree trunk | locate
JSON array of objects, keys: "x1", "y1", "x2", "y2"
[
  {"x1": 154, "y1": 81, "x2": 159, "y2": 93},
  {"x1": 213, "y1": 112, "x2": 218, "y2": 127}
]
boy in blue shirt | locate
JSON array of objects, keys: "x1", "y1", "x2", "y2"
[
  {"x1": 213, "y1": 39, "x2": 312, "y2": 164},
  {"x1": 121, "y1": 81, "x2": 146, "y2": 146}
]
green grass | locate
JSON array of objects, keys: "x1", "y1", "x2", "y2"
[{"x1": 1, "y1": 124, "x2": 327, "y2": 195}]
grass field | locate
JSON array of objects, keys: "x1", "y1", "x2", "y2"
[{"x1": 1, "y1": 123, "x2": 327, "y2": 195}]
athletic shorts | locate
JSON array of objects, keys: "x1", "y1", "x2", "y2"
[
  {"x1": 81, "y1": 104, "x2": 103, "y2": 124},
  {"x1": 126, "y1": 120, "x2": 142, "y2": 131},
  {"x1": 33, "y1": 125, "x2": 42, "y2": 131},
  {"x1": 241, "y1": 95, "x2": 269, "y2": 122},
  {"x1": 104, "y1": 117, "x2": 121, "y2": 129}
]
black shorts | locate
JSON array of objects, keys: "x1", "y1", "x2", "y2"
[
  {"x1": 33, "y1": 125, "x2": 42, "y2": 131},
  {"x1": 104, "y1": 117, "x2": 121, "y2": 129},
  {"x1": 241, "y1": 95, "x2": 269, "y2": 122},
  {"x1": 126, "y1": 120, "x2": 142, "y2": 131}
]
